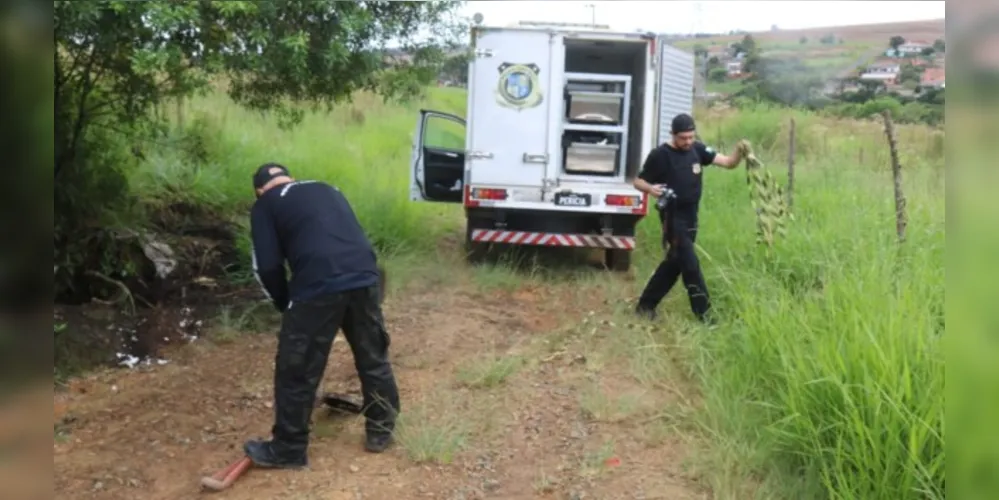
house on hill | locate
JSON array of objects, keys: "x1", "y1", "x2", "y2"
[
  {"x1": 920, "y1": 67, "x2": 946, "y2": 89},
  {"x1": 885, "y1": 40, "x2": 932, "y2": 57},
  {"x1": 859, "y1": 59, "x2": 901, "y2": 84},
  {"x1": 726, "y1": 60, "x2": 744, "y2": 76}
]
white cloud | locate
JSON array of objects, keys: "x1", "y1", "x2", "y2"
[{"x1": 462, "y1": 1, "x2": 945, "y2": 34}]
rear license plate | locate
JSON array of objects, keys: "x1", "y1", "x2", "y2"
[{"x1": 554, "y1": 192, "x2": 592, "y2": 207}]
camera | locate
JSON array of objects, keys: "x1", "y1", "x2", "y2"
[{"x1": 654, "y1": 186, "x2": 677, "y2": 212}]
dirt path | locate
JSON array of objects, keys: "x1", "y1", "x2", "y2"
[{"x1": 54, "y1": 271, "x2": 709, "y2": 500}]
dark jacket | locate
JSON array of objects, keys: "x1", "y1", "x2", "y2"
[{"x1": 250, "y1": 180, "x2": 379, "y2": 312}]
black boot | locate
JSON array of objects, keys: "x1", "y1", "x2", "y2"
[
  {"x1": 243, "y1": 439, "x2": 308, "y2": 469},
  {"x1": 364, "y1": 432, "x2": 394, "y2": 453},
  {"x1": 635, "y1": 304, "x2": 658, "y2": 321}
]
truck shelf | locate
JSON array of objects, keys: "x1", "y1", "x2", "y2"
[
  {"x1": 560, "y1": 71, "x2": 632, "y2": 182},
  {"x1": 562, "y1": 123, "x2": 626, "y2": 134},
  {"x1": 563, "y1": 75, "x2": 630, "y2": 127}
]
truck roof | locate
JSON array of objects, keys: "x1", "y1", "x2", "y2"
[{"x1": 479, "y1": 21, "x2": 655, "y2": 39}]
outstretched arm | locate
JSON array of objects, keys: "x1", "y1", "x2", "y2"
[{"x1": 696, "y1": 140, "x2": 745, "y2": 170}]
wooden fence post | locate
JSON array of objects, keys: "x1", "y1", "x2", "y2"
[
  {"x1": 786, "y1": 117, "x2": 796, "y2": 210},
  {"x1": 175, "y1": 96, "x2": 185, "y2": 132},
  {"x1": 881, "y1": 110, "x2": 907, "y2": 244}
]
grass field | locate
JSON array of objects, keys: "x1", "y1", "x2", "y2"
[{"x1": 129, "y1": 87, "x2": 944, "y2": 499}]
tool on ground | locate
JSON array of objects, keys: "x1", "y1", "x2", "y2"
[
  {"x1": 198, "y1": 395, "x2": 360, "y2": 493},
  {"x1": 319, "y1": 392, "x2": 364, "y2": 415},
  {"x1": 200, "y1": 456, "x2": 252, "y2": 492}
]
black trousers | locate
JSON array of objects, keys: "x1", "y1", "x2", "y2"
[
  {"x1": 637, "y1": 208, "x2": 711, "y2": 319},
  {"x1": 271, "y1": 284, "x2": 400, "y2": 455}
]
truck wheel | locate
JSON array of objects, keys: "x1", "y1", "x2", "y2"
[
  {"x1": 465, "y1": 239, "x2": 488, "y2": 264},
  {"x1": 465, "y1": 219, "x2": 489, "y2": 264},
  {"x1": 605, "y1": 249, "x2": 632, "y2": 272}
]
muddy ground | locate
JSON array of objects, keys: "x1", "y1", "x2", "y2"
[{"x1": 53, "y1": 245, "x2": 711, "y2": 500}]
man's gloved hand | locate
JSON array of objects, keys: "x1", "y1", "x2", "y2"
[
  {"x1": 273, "y1": 298, "x2": 289, "y2": 313},
  {"x1": 736, "y1": 139, "x2": 752, "y2": 159}
]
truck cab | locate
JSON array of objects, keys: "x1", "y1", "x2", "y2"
[{"x1": 410, "y1": 22, "x2": 696, "y2": 271}]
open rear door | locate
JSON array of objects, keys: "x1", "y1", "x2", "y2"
[
  {"x1": 409, "y1": 109, "x2": 466, "y2": 203},
  {"x1": 466, "y1": 27, "x2": 562, "y2": 199},
  {"x1": 656, "y1": 42, "x2": 696, "y2": 146}
]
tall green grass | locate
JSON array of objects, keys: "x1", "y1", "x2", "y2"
[
  {"x1": 632, "y1": 105, "x2": 944, "y2": 498},
  {"x1": 130, "y1": 88, "x2": 469, "y2": 262}
]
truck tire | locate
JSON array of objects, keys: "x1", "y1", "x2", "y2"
[
  {"x1": 464, "y1": 218, "x2": 489, "y2": 264},
  {"x1": 605, "y1": 249, "x2": 632, "y2": 272}
]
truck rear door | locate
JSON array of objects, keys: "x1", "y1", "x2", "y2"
[
  {"x1": 655, "y1": 42, "x2": 696, "y2": 146},
  {"x1": 467, "y1": 27, "x2": 563, "y2": 200}
]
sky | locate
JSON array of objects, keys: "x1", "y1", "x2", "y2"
[{"x1": 461, "y1": 1, "x2": 945, "y2": 35}]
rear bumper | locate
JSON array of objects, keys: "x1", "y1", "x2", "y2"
[
  {"x1": 470, "y1": 229, "x2": 635, "y2": 250},
  {"x1": 463, "y1": 185, "x2": 649, "y2": 216}
]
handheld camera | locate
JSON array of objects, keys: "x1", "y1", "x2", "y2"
[{"x1": 654, "y1": 185, "x2": 678, "y2": 213}]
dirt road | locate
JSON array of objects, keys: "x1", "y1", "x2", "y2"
[{"x1": 54, "y1": 272, "x2": 708, "y2": 499}]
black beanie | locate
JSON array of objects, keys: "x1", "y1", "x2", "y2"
[
  {"x1": 253, "y1": 163, "x2": 291, "y2": 189},
  {"x1": 670, "y1": 113, "x2": 696, "y2": 134}
]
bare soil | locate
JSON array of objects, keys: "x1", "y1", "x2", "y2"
[{"x1": 54, "y1": 264, "x2": 708, "y2": 500}]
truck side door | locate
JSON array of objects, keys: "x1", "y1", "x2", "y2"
[
  {"x1": 409, "y1": 109, "x2": 466, "y2": 203},
  {"x1": 656, "y1": 42, "x2": 696, "y2": 146}
]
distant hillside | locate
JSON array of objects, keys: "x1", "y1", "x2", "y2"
[
  {"x1": 671, "y1": 18, "x2": 945, "y2": 46},
  {"x1": 671, "y1": 19, "x2": 946, "y2": 96}
]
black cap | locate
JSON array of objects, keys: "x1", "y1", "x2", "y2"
[
  {"x1": 253, "y1": 163, "x2": 291, "y2": 189},
  {"x1": 670, "y1": 113, "x2": 696, "y2": 134}
]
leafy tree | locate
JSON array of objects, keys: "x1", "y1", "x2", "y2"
[
  {"x1": 709, "y1": 67, "x2": 728, "y2": 83},
  {"x1": 933, "y1": 38, "x2": 945, "y2": 52},
  {"x1": 898, "y1": 63, "x2": 923, "y2": 84},
  {"x1": 693, "y1": 44, "x2": 708, "y2": 59},
  {"x1": 889, "y1": 35, "x2": 906, "y2": 50},
  {"x1": 54, "y1": 0, "x2": 465, "y2": 298},
  {"x1": 440, "y1": 50, "x2": 472, "y2": 85},
  {"x1": 738, "y1": 34, "x2": 758, "y2": 56},
  {"x1": 921, "y1": 47, "x2": 936, "y2": 57}
]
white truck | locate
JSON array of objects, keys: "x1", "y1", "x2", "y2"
[{"x1": 409, "y1": 21, "x2": 696, "y2": 272}]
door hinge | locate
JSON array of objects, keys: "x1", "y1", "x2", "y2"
[
  {"x1": 474, "y1": 48, "x2": 493, "y2": 58},
  {"x1": 522, "y1": 153, "x2": 549, "y2": 164},
  {"x1": 468, "y1": 150, "x2": 494, "y2": 160}
]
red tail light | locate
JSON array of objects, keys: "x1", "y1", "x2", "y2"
[
  {"x1": 605, "y1": 194, "x2": 641, "y2": 207},
  {"x1": 471, "y1": 188, "x2": 508, "y2": 201}
]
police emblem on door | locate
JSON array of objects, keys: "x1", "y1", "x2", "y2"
[{"x1": 496, "y1": 63, "x2": 543, "y2": 110}]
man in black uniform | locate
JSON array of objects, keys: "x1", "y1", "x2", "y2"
[
  {"x1": 632, "y1": 114, "x2": 746, "y2": 322},
  {"x1": 244, "y1": 163, "x2": 400, "y2": 469}
]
